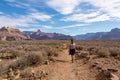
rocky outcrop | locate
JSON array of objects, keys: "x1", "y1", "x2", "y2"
[
  {"x1": 0, "y1": 27, "x2": 27, "y2": 41},
  {"x1": 0, "y1": 27, "x2": 21, "y2": 33}
]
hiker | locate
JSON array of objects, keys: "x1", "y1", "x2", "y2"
[{"x1": 69, "y1": 39, "x2": 76, "y2": 63}]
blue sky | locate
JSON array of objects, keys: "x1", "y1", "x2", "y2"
[{"x1": 0, "y1": 0, "x2": 120, "y2": 35}]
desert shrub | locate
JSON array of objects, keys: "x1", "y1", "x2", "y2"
[
  {"x1": 40, "y1": 49, "x2": 48, "y2": 58},
  {"x1": 88, "y1": 47, "x2": 96, "y2": 51},
  {"x1": 109, "y1": 48, "x2": 120, "y2": 57},
  {"x1": 8, "y1": 52, "x2": 45, "y2": 70},
  {"x1": 76, "y1": 46, "x2": 84, "y2": 50},
  {"x1": 0, "y1": 48, "x2": 25, "y2": 59},
  {"x1": 0, "y1": 52, "x2": 16, "y2": 59},
  {"x1": 0, "y1": 40, "x2": 2, "y2": 44},
  {"x1": 88, "y1": 47, "x2": 98, "y2": 55},
  {"x1": 20, "y1": 68, "x2": 33, "y2": 78},
  {"x1": 46, "y1": 47, "x2": 59, "y2": 57},
  {"x1": 24, "y1": 53, "x2": 44, "y2": 66},
  {"x1": 47, "y1": 41, "x2": 57, "y2": 45},
  {"x1": 0, "y1": 48, "x2": 17, "y2": 59},
  {"x1": 97, "y1": 48, "x2": 110, "y2": 58}
]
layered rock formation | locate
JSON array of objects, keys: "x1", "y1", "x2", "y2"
[{"x1": 0, "y1": 27, "x2": 27, "y2": 41}]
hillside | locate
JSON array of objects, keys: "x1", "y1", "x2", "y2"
[
  {"x1": 0, "y1": 27, "x2": 27, "y2": 41},
  {"x1": 1, "y1": 27, "x2": 120, "y2": 40},
  {"x1": 23, "y1": 29, "x2": 72, "y2": 40},
  {"x1": 73, "y1": 28, "x2": 120, "y2": 40}
]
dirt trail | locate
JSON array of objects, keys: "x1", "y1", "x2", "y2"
[{"x1": 46, "y1": 50, "x2": 78, "y2": 80}]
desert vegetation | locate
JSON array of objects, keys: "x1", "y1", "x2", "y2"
[
  {"x1": 0, "y1": 40, "x2": 120, "y2": 80},
  {"x1": 0, "y1": 40, "x2": 66, "y2": 80},
  {"x1": 75, "y1": 40, "x2": 120, "y2": 80},
  {"x1": 75, "y1": 40, "x2": 120, "y2": 58}
]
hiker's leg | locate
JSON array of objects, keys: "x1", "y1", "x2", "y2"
[{"x1": 71, "y1": 55, "x2": 74, "y2": 63}]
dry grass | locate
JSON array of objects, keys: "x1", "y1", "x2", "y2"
[
  {"x1": 0, "y1": 40, "x2": 120, "y2": 79},
  {"x1": 0, "y1": 48, "x2": 25, "y2": 59},
  {"x1": 75, "y1": 40, "x2": 120, "y2": 58},
  {"x1": 76, "y1": 46, "x2": 84, "y2": 50},
  {"x1": 0, "y1": 40, "x2": 66, "y2": 79},
  {"x1": 96, "y1": 48, "x2": 110, "y2": 58},
  {"x1": 109, "y1": 48, "x2": 120, "y2": 57},
  {"x1": 46, "y1": 47, "x2": 59, "y2": 57},
  {"x1": 8, "y1": 52, "x2": 45, "y2": 70}
]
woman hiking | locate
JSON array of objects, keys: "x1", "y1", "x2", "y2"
[{"x1": 69, "y1": 39, "x2": 76, "y2": 63}]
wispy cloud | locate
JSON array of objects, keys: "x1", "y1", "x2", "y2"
[
  {"x1": 47, "y1": 0, "x2": 120, "y2": 22},
  {"x1": 5, "y1": 0, "x2": 45, "y2": 9},
  {"x1": 87, "y1": 0, "x2": 120, "y2": 18},
  {"x1": 2, "y1": 0, "x2": 120, "y2": 35},
  {"x1": 30, "y1": 12, "x2": 52, "y2": 21},
  {"x1": 7, "y1": 2, "x2": 31, "y2": 9},
  {"x1": 61, "y1": 11, "x2": 99, "y2": 22},
  {"x1": 5, "y1": 0, "x2": 120, "y2": 20},
  {"x1": 5, "y1": 0, "x2": 16, "y2": 2},
  {"x1": 0, "y1": 12, "x2": 52, "y2": 28},
  {"x1": 56, "y1": 23, "x2": 88, "y2": 29},
  {"x1": 41, "y1": 25, "x2": 53, "y2": 29},
  {"x1": 35, "y1": 23, "x2": 88, "y2": 31},
  {"x1": 61, "y1": 11, "x2": 110, "y2": 23},
  {"x1": 85, "y1": 14, "x2": 110, "y2": 23}
]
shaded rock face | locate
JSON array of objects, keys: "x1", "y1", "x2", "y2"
[{"x1": 0, "y1": 27, "x2": 27, "y2": 41}]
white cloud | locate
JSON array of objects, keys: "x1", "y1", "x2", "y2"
[
  {"x1": 87, "y1": 0, "x2": 120, "y2": 18},
  {"x1": 41, "y1": 25, "x2": 53, "y2": 29},
  {"x1": 6, "y1": 0, "x2": 45, "y2": 9},
  {"x1": 85, "y1": 14, "x2": 110, "y2": 23},
  {"x1": 3, "y1": 0, "x2": 120, "y2": 30},
  {"x1": 48, "y1": 0, "x2": 120, "y2": 22},
  {"x1": 61, "y1": 11, "x2": 110, "y2": 23},
  {"x1": 61, "y1": 11, "x2": 98, "y2": 22},
  {"x1": 8, "y1": 2, "x2": 31, "y2": 9},
  {"x1": 30, "y1": 13, "x2": 52, "y2": 21},
  {"x1": 0, "y1": 12, "x2": 52, "y2": 28},
  {"x1": 46, "y1": 0, "x2": 120, "y2": 18},
  {"x1": 46, "y1": 0, "x2": 81, "y2": 15},
  {"x1": 57, "y1": 24, "x2": 88, "y2": 29},
  {"x1": 60, "y1": 0, "x2": 120, "y2": 23},
  {"x1": 5, "y1": 0, "x2": 120, "y2": 20}
]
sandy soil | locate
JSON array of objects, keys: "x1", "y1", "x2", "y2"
[
  {"x1": 0, "y1": 49, "x2": 119, "y2": 80},
  {"x1": 44, "y1": 50, "x2": 120, "y2": 80},
  {"x1": 46, "y1": 50, "x2": 78, "y2": 80}
]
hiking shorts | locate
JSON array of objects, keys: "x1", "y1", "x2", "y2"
[{"x1": 69, "y1": 49, "x2": 75, "y2": 55}]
